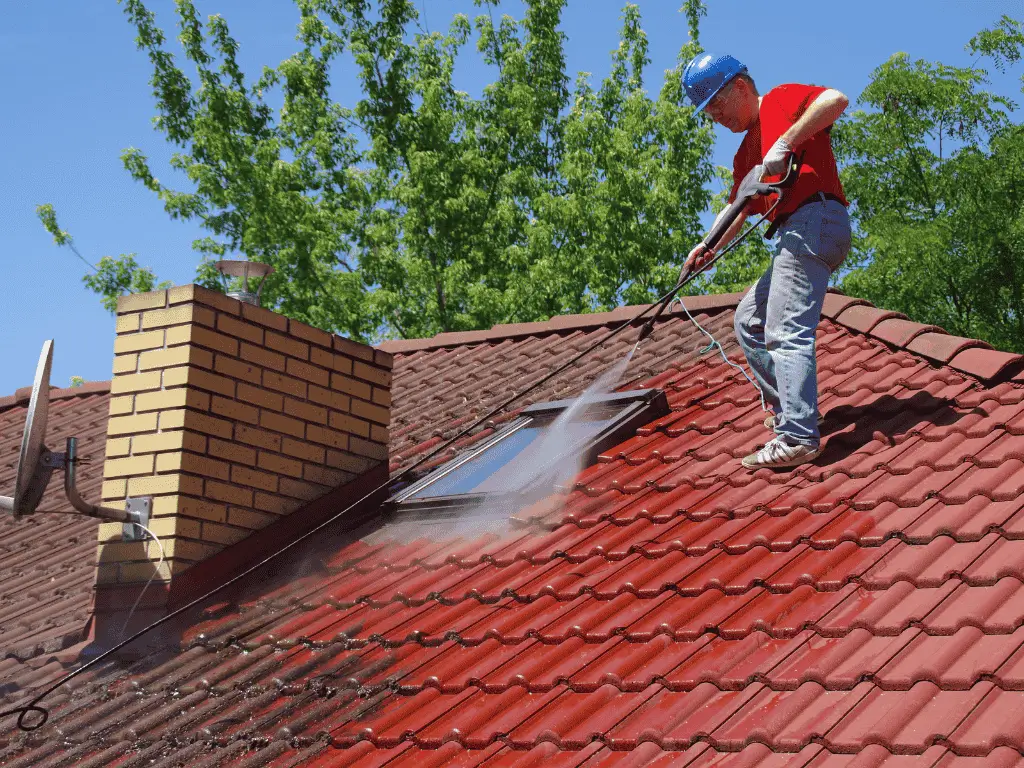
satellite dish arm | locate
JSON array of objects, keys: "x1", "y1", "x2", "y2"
[{"x1": 64, "y1": 438, "x2": 138, "y2": 523}]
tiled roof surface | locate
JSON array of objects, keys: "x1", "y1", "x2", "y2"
[
  {"x1": 5, "y1": 294, "x2": 1024, "y2": 765},
  {"x1": 0, "y1": 383, "x2": 109, "y2": 712}
]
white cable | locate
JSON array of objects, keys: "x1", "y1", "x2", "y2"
[
  {"x1": 671, "y1": 296, "x2": 768, "y2": 413},
  {"x1": 119, "y1": 523, "x2": 167, "y2": 638}
]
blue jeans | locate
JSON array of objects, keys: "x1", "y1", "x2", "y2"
[{"x1": 734, "y1": 198, "x2": 852, "y2": 448}]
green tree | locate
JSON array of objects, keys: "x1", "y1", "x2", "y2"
[
  {"x1": 36, "y1": 204, "x2": 171, "y2": 313},
  {"x1": 834, "y1": 15, "x2": 1024, "y2": 351},
  {"x1": 42, "y1": 0, "x2": 715, "y2": 340}
]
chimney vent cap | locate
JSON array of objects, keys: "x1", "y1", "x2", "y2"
[{"x1": 215, "y1": 260, "x2": 275, "y2": 307}]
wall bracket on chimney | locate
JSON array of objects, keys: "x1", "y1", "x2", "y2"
[{"x1": 123, "y1": 498, "x2": 151, "y2": 542}]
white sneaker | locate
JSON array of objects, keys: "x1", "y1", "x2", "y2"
[
  {"x1": 763, "y1": 411, "x2": 825, "y2": 430},
  {"x1": 742, "y1": 438, "x2": 822, "y2": 469}
]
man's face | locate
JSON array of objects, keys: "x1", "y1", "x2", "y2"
[{"x1": 704, "y1": 78, "x2": 755, "y2": 133}]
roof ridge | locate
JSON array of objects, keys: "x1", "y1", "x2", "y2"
[
  {"x1": 821, "y1": 290, "x2": 1024, "y2": 383},
  {"x1": 376, "y1": 291, "x2": 747, "y2": 355},
  {"x1": 0, "y1": 380, "x2": 111, "y2": 413}
]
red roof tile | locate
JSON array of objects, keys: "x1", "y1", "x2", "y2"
[{"x1": 4, "y1": 295, "x2": 1024, "y2": 764}]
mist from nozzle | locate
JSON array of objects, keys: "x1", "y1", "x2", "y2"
[{"x1": 371, "y1": 347, "x2": 638, "y2": 546}]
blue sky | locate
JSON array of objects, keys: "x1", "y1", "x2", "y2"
[{"x1": 1, "y1": 0, "x2": 1021, "y2": 394}]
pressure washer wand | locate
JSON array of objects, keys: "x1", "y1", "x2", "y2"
[{"x1": 636, "y1": 155, "x2": 803, "y2": 343}]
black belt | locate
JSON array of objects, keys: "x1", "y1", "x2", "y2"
[{"x1": 765, "y1": 191, "x2": 845, "y2": 238}]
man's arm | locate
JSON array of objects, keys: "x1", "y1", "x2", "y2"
[
  {"x1": 682, "y1": 204, "x2": 753, "y2": 277},
  {"x1": 763, "y1": 89, "x2": 849, "y2": 174},
  {"x1": 783, "y1": 89, "x2": 849, "y2": 147}
]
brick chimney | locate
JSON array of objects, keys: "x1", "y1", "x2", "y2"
[{"x1": 94, "y1": 285, "x2": 391, "y2": 641}]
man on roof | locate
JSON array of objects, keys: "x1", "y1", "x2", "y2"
[{"x1": 682, "y1": 53, "x2": 852, "y2": 470}]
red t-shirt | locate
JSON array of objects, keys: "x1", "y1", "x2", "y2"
[{"x1": 729, "y1": 83, "x2": 848, "y2": 223}]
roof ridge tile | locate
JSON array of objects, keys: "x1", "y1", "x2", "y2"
[{"x1": 0, "y1": 380, "x2": 111, "y2": 413}]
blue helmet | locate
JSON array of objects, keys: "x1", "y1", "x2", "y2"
[{"x1": 683, "y1": 53, "x2": 747, "y2": 111}]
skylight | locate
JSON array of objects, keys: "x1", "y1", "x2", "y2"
[{"x1": 389, "y1": 388, "x2": 669, "y2": 513}]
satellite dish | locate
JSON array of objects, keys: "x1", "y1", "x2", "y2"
[
  {"x1": 0, "y1": 340, "x2": 149, "y2": 535},
  {"x1": 1, "y1": 341, "x2": 54, "y2": 517}
]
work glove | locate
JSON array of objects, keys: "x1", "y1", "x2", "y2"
[
  {"x1": 682, "y1": 241, "x2": 715, "y2": 282},
  {"x1": 762, "y1": 137, "x2": 792, "y2": 176}
]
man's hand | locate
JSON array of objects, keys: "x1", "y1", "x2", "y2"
[
  {"x1": 762, "y1": 136, "x2": 792, "y2": 176},
  {"x1": 682, "y1": 242, "x2": 715, "y2": 282}
]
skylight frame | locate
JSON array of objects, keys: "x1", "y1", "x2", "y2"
[{"x1": 387, "y1": 388, "x2": 669, "y2": 516}]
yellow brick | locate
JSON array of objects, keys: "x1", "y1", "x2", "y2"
[
  {"x1": 235, "y1": 424, "x2": 283, "y2": 452},
  {"x1": 253, "y1": 492, "x2": 299, "y2": 516},
  {"x1": 371, "y1": 424, "x2": 390, "y2": 444},
  {"x1": 98, "y1": 540, "x2": 150, "y2": 563},
  {"x1": 350, "y1": 436, "x2": 388, "y2": 461},
  {"x1": 159, "y1": 409, "x2": 186, "y2": 430},
  {"x1": 284, "y1": 397, "x2": 328, "y2": 425},
  {"x1": 132, "y1": 430, "x2": 206, "y2": 455},
  {"x1": 207, "y1": 437, "x2": 257, "y2": 466},
  {"x1": 330, "y1": 372, "x2": 371, "y2": 400},
  {"x1": 279, "y1": 476, "x2": 327, "y2": 501},
  {"x1": 241, "y1": 302, "x2": 289, "y2": 331},
  {"x1": 149, "y1": 538, "x2": 219, "y2": 562},
  {"x1": 142, "y1": 303, "x2": 215, "y2": 330},
  {"x1": 117, "y1": 290, "x2": 167, "y2": 313},
  {"x1": 185, "y1": 368, "x2": 237, "y2": 398},
  {"x1": 228, "y1": 506, "x2": 278, "y2": 529},
  {"x1": 156, "y1": 451, "x2": 230, "y2": 481},
  {"x1": 140, "y1": 345, "x2": 214, "y2": 371},
  {"x1": 335, "y1": 336, "x2": 374, "y2": 362},
  {"x1": 127, "y1": 473, "x2": 204, "y2": 497},
  {"x1": 96, "y1": 563, "x2": 120, "y2": 586},
  {"x1": 182, "y1": 410, "x2": 234, "y2": 439},
  {"x1": 107, "y1": 412, "x2": 158, "y2": 436},
  {"x1": 116, "y1": 313, "x2": 141, "y2": 334},
  {"x1": 103, "y1": 454, "x2": 156, "y2": 479},
  {"x1": 217, "y1": 314, "x2": 264, "y2": 345},
  {"x1": 308, "y1": 384, "x2": 350, "y2": 413},
  {"x1": 113, "y1": 331, "x2": 166, "y2": 355},
  {"x1": 328, "y1": 412, "x2": 370, "y2": 438},
  {"x1": 288, "y1": 320, "x2": 333, "y2": 349},
  {"x1": 257, "y1": 451, "x2": 303, "y2": 478},
  {"x1": 237, "y1": 382, "x2": 283, "y2": 411},
  {"x1": 326, "y1": 450, "x2": 375, "y2": 474},
  {"x1": 108, "y1": 395, "x2": 134, "y2": 416},
  {"x1": 303, "y1": 464, "x2": 352, "y2": 488},
  {"x1": 113, "y1": 353, "x2": 139, "y2": 375},
  {"x1": 372, "y1": 387, "x2": 392, "y2": 407},
  {"x1": 240, "y1": 342, "x2": 285, "y2": 372},
  {"x1": 350, "y1": 398, "x2": 390, "y2": 426},
  {"x1": 286, "y1": 358, "x2": 329, "y2": 387},
  {"x1": 167, "y1": 325, "x2": 239, "y2": 357},
  {"x1": 185, "y1": 284, "x2": 242, "y2": 316},
  {"x1": 135, "y1": 388, "x2": 210, "y2": 413},
  {"x1": 110, "y1": 370, "x2": 163, "y2": 395},
  {"x1": 145, "y1": 515, "x2": 201, "y2": 539},
  {"x1": 281, "y1": 437, "x2": 325, "y2": 464},
  {"x1": 119, "y1": 560, "x2": 175, "y2": 583},
  {"x1": 231, "y1": 465, "x2": 279, "y2": 492},
  {"x1": 97, "y1": 521, "x2": 124, "y2": 542},
  {"x1": 204, "y1": 480, "x2": 254, "y2": 507},
  {"x1": 200, "y1": 521, "x2": 249, "y2": 546},
  {"x1": 166, "y1": 495, "x2": 227, "y2": 523},
  {"x1": 101, "y1": 478, "x2": 127, "y2": 500},
  {"x1": 263, "y1": 370, "x2": 307, "y2": 398},
  {"x1": 105, "y1": 437, "x2": 131, "y2": 458},
  {"x1": 265, "y1": 331, "x2": 308, "y2": 361},
  {"x1": 214, "y1": 355, "x2": 262, "y2": 384},
  {"x1": 353, "y1": 361, "x2": 392, "y2": 388},
  {"x1": 260, "y1": 410, "x2": 305, "y2": 439},
  {"x1": 211, "y1": 395, "x2": 260, "y2": 425},
  {"x1": 306, "y1": 424, "x2": 349, "y2": 450}
]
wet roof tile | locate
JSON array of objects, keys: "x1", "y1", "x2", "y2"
[{"x1": 4, "y1": 296, "x2": 1024, "y2": 764}]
